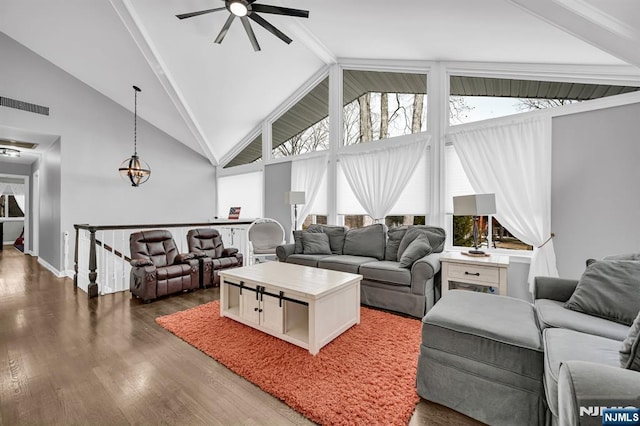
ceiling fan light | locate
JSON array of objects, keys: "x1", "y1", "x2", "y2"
[{"x1": 229, "y1": 1, "x2": 248, "y2": 16}]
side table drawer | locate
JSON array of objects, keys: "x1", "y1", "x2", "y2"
[{"x1": 447, "y1": 263, "x2": 500, "y2": 285}]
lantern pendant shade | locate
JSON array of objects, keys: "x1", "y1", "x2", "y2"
[
  {"x1": 119, "y1": 85, "x2": 151, "y2": 187},
  {"x1": 119, "y1": 155, "x2": 151, "y2": 187}
]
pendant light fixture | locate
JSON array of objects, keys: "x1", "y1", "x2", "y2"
[{"x1": 119, "y1": 85, "x2": 151, "y2": 187}]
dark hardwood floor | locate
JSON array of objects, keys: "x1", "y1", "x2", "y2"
[{"x1": 0, "y1": 247, "x2": 483, "y2": 425}]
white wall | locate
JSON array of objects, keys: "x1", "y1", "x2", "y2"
[
  {"x1": 0, "y1": 32, "x2": 216, "y2": 272},
  {"x1": 552, "y1": 102, "x2": 640, "y2": 279}
]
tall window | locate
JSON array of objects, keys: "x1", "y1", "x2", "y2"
[
  {"x1": 272, "y1": 77, "x2": 329, "y2": 158},
  {"x1": 343, "y1": 70, "x2": 427, "y2": 145}
]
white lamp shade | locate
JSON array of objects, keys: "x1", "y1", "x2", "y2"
[
  {"x1": 285, "y1": 191, "x2": 306, "y2": 205},
  {"x1": 453, "y1": 193, "x2": 496, "y2": 216}
]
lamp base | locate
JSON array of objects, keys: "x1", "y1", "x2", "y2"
[{"x1": 463, "y1": 250, "x2": 490, "y2": 258}]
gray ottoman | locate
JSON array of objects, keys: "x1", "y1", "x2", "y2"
[{"x1": 417, "y1": 290, "x2": 546, "y2": 426}]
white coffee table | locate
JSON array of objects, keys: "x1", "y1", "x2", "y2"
[{"x1": 219, "y1": 262, "x2": 362, "y2": 355}]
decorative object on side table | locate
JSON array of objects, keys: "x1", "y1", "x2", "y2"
[{"x1": 453, "y1": 193, "x2": 496, "y2": 256}]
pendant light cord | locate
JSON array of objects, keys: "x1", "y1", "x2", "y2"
[{"x1": 133, "y1": 85, "x2": 141, "y2": 156}]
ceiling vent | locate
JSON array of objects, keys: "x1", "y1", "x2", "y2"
[{"x1": 0, "y1": 96, "x2": 49, "y2": 116}]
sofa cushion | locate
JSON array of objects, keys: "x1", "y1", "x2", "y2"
[
  {"x1": 399, "y1": 236, "x2": 432, "y2": 268},
  {"x1": 565, "y1": 260, "x2": 640, "y2": 326},
  {"x1": 604, "y1": 252, "x2": 640, "y2": 261},
  {"x1": 302, "y1": 232, "x2": 332, "y2": 255},
  {"x1": 535, "y1": 299, "x2": 630, "y2": 341},
  {"x1": 286, "y1": 254, "x2": 332, "y2": 267},
  {"x1": 342, "y1": 224, "x2": 386, "y2": 260},
  {"x1": 359, "y1": 261, "x2": 411, "y2": 286},
  {"x1": 385, "y1": 227, "x2": 408, "y2": 261},
  {"x1": 317, "y1": 255, "x2": 378, "y2": 274},
  {"x1": 543, "y1": 328, "x2": 621, "y2": 416},
  {"x1": 620, "y1": 311, "x2": 640, "y2": 371}
]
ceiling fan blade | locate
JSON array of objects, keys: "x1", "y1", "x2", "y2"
[
  {"x1": 240, "y1": 17, "x2": 261, "y2": 51},
  {"x1": 248, "y1": 13, "x2": 292, "y2": 44},
  {"x1": 176, "y1": 7, "x2": 226, "y2": 20},
  {"x1": 214, "y1": 14, "x2": 236, "y2": 44},
  {"x1": 250, "y1": 4, "x2": 309, "y2": 18}
]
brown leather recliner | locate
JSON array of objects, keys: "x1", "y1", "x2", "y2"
[
  {"x1": 187, "y1": 228, "x2": 243, "y2": 287},
  {"x1": 129, "y1": 230, "x2": 199, "y2": 303}
]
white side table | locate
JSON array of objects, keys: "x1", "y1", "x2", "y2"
[{"x1": 440, "y1": 252, "x2": 509, "y2": 297}]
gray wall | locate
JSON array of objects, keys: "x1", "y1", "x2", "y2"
[
  {"x1": 552, "y1": 102, "x2": 640, "y2": 279},
  {"x1": 264, "y1": 162, "x2": 292, "y2": 241},
  {"x1": 0, "y1": 32, "x2": 216, "y2": 271}
]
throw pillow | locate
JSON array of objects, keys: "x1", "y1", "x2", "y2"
[
  {"x1": 397, "y1": 226, "x2": 447, "y2": 259},
  {"x1": 342, "y1": 223, "x2": 387, "y2": 260},
  {"x1": 293, "y1": 226, "x2": 323, "y2": 254},
  {"x1": 318, "y1": 225, "x2": 348, "y2": 255},
  {"x1": 565, "y1": 260, "x2": 640, "y2": 326},
  {"x1": 399, "y1": 236, "x2": 432, "y2": 268},
  {"x1": 620, "y1": 311, "x2": 640, "y2": 371},
  {"x1": 385, "y1": 227, "x2": 408, "y2": 261},
  {"x1": 302, "y1": 232, "x2": 332, "y2": 255}
]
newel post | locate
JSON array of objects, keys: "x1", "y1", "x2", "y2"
[{"x1": 88, "y1": 227, "x2": 99, "y2": 298}]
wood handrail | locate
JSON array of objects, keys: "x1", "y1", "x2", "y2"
[{"x1": 74, "y1": 219, "x2": 255, "y2": 232}]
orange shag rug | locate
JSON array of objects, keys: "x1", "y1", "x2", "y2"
[{"x1": 156, "y1": 301, "x2": 422, "y2": 425}]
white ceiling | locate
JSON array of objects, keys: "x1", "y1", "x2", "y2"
[{"x1": 1, "y1": 0, "x2": 639, "y2": 166}]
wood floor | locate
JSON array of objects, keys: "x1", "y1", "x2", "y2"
[{"x1": 0, "y1": 247, "x2": 483, "y2": 425}]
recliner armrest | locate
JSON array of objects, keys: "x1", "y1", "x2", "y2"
[
  {"x1": 175, "y1": 253, "x2": 196, "y2": 264},
  {"x1": 534, "y1": 276, "x2": 578, "y2": 302},
  {"x1": 191, "y1": 251, "x2": 208, "y2": 259},
  {"x1": 222, "y1": 247, "x2": 239, "y2": 257},
  {"x1": 276, "y1": 244, "x2": 295, "y2": 262},
  {"x1": 130, "y1": 258, "x2": 154, "y2": 267},
  {"x1": 558, "y1": 361, "x2": 640, "y2": 426}
]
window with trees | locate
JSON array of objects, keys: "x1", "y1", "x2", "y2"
[
  {"x1": 272, "y1": 77, "x2": 329, "y2": 158},
  {"x1": 448, "y1": 75, "x2": 640, "y2": 125},
  {"x1": 446, "y1": 75, "x2": 640, "y2": 251},
  {"x1": 343, "y1": 70, "x2": 427, "y2": 145}
]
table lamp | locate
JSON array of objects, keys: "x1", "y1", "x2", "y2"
[{"x1": 453, "y1": 193, "x2": 496, "y2": 255}]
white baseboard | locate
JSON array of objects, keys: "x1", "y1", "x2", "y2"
[
  {"x1": 64, "y1": 269, "x2": 74, "y2": 279},
  {"x1": 38, "y1": 257, "x2": 64, "y2": 278}
]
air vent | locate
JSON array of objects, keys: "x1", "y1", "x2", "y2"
[
  {"x1": 0, "y1": 139, "x2": 38, "y2": 150},
  {"x1": 0, "y1": 96, "x2": 49, "y2": 116}
]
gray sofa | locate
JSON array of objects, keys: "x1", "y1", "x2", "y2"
[
  {"x1": 276, "y1": 223, "x2": 446, "y2": 318},
  {"x1": 417, "y1": 255, "x2": 640, "y2": 426}
]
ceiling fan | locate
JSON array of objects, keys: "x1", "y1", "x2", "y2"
[{"x1": 176, "y1": 0, "x2": 309, "y2": 51}]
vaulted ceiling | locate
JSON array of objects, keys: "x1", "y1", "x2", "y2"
[{"x1": 1, "y1": 0, "x2": 639, "y2": 166}]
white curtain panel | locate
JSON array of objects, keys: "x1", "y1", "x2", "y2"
[
  {"x1": 291, "y1": 154, "x2": 329, "y2": 230},
  {"x1": 449, "y1": 117, "x2": 558, "y2": 292},
  {"x1": 9, "y1": 184, "x2": 26, "y2": 213},
  {"x1": 339, "y1": 136, "x2": 429, "y2": 221}
]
